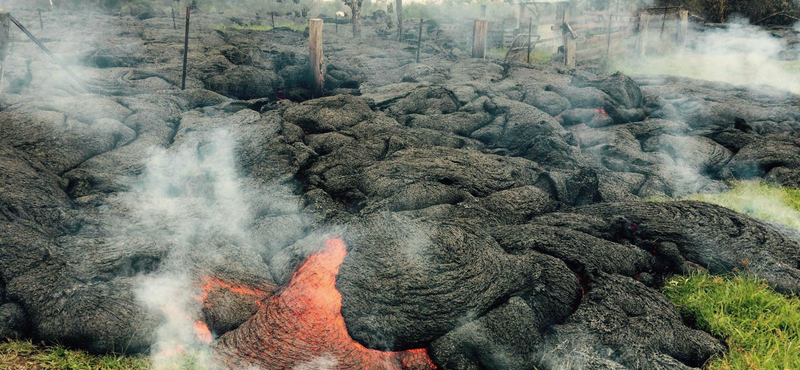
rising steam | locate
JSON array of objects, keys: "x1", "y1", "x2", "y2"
[{"x1": 615, "y1": 17, "x2": 800, "y2": 93}]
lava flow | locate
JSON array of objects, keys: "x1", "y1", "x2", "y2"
[
  {"x1": 194, "y1": 320, "x2": 213, "y2": 344},
  {"x1": 214, "y1": 237, "x2": 437, "y2": 370}
]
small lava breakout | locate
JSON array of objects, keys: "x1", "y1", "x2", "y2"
[{"x1": 212, "y1": 238, "x2": 436, "y2": 370}]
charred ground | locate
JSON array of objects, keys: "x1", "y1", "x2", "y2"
[{"x1": 0, "y1": 7, "x2": 799, "y2": 370}]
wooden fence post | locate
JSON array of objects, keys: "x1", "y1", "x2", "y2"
[
  {"x1": 335, "y1": 13, "x2": 338, "y2": 34},
  {"x1": 677, "y1": 9, "x2": 688, "y2": 47},
  {"x1": 416, "y1": 19, "x2": 422, "y2": 63},
  {"x1": 636, "y1": 11, "x2": 650, "y2": 57},
  {"x1": 604, "y1": 10, "x2": 613, "y2": 67},
  {"x1": 308, "y1": 18, "x2": 325, "y2": 98},
  {"x1": 396, "y1": 0, "x2": 403, "y2": 41},
  {"x1": 181, "y1": 7, "x2": 190, "y2": 90},
  {"x1": 0, "y1": 11, "x2": 9, "y2": 88},
  {"x1": 527, "y1": 17, "x2": 532, "y2": 64},
  {"x1": 171, "y1": 7, "x2": 176, "y2": 30},
  {"x1": 472, "y1": 20, "x2": 488, "y2": 58},
  {"x1": 563, "y1": 7, "x2": 575, "y2": 68},
  {"x1": 38, "y1": 8, "x2": 43, "y2": 30}
]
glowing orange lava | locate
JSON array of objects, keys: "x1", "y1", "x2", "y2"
[
  {"x1": 158, "y1": 344, "x2": 186, "y2": 357},
  {"x1": 214, "y1": 237, "x2": 437, "y2": 370},
  {"x1": 199, "y1": 277, "x2": 273, "y2": 308},
  {"x1": 194, "y1": 321, "x2": 213, "y2": 344}
]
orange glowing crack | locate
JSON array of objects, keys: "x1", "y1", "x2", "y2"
[
  {"x1": 214, "y1": 237, "x2": 437, "y2": 370},
  {"x1": 194, "y1": 320, "x2": 213, "y2": 344},
  {"x1": 199, "y1": 277, "x2": 273, "y2": 308}
]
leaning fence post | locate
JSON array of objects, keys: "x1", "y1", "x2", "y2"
[
  {"x1": 308, "y1": 18, "x2": 324, "y2": 98},
  {"x1": 676, "y1": 9, "x2": 688, "y2": 47},
  {"x1": 0, "y1": 11, "x2": 9, "y2": 87},
  {"x1": 416, "y1": 19, "x2": 423, "y2": 63},
  {"x1": 8, "y1": 14, "x2": 88, "y2": 92},
  {"x1": 636, "y1": 11, "x2": 650, "y2": 57},
  {"x1": 472, "y1": 19, "x2": 488, "y2": 59},
  {"x1": 563, "y1": 7, "x2": 575, "y2": 68},
  {"x1": 181, "y1": 6, "x2": 190, "y2": 90},
  {"x1": 38, "y1": 8, "x2": 43, "y2": 30}
]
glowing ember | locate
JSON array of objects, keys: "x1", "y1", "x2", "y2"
[
  {"x1": 158, "y1": 344, "x2": 186, "y2": 357},
  {"x1": 593, "y1": 107, "x2": 607, "y2": 115},
  {"x1": 214, "y1": 238, "x2": 437, "y2": 370},
  {"x1": 194, "y1": 321, "x2": 213, "y2": 344}
]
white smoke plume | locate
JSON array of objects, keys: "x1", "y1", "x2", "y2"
[
  {"x1": 124, "y1": 129, "x2": 249, "y2": 370},
  {"x1": 292, "y1": 355, "x2": 339, "y2": 370},
  {"x1": 615, "y1": 17, "x2": 800, "y2": 93}
]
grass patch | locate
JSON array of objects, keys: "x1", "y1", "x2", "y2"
[
  {"x1": 213, "y1": 22, "x2": 306, "y2": 32},
  {"x1": 683, "y1": 180, "x2": 800, "y2": 231},
  {"x1": 664, "y1": 273, "x2": 800, "y2": 370},
  {"x1": 0, "y1": 340, "x2": 149, "y2": 370},
  {"x1": 660, "y1": 181, "x2": 800, "y2": 369},
  {"x1": 487, "y1": 47, "x2": 552, "y2": 63}
]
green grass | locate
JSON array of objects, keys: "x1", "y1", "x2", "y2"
[
  {"x1": 213, "y1": 22, "x2": 306, "y2": 32},
  {"x1": 683, "y1": 180, "x2": 800, "y2": 231},
  {"x1": 664, "y1": 273, "x2": 800, "y2": 370},
  {"x1": 660, "y1": 180, "x2": 800, "y2": 369},
  {"x1": 0, "y1": 340, "x2": 149, "y2": 370},
  {"x1": 486, "y1": 47, "x2": 552, "y2": 63}
]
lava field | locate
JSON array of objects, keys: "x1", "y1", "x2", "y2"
[{"x1": 1, "y1": 6, "x2": 800, "y2": 370}]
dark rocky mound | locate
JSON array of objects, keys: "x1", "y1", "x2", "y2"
[{"x1": 1, "y1": 7, "x2": 799, "y2": 370}]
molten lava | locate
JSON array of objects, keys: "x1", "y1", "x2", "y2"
[
  {"x1": 199, "y1": 277, "x2": 273, "y2": 308},
  {"x1": 214, "y1": 237, "x2": 437, "y2": 370},
  {"x1": 194, "y1": 321, "x2": 213, "y2": 344}
]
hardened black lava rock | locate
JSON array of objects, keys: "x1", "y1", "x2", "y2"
[{"x1": 1, "y1": 7, "x2": 800, "y2": 370}]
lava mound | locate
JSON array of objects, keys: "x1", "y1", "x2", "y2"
[{"x1": 214, "y1": 238, "x2": 436, "y2": 370}]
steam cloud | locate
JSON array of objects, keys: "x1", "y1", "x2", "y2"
[
  {"x1": 110, "y1": 125, "x2": 306, "y2": 370},
  {"x1": 618, "y1": 17, "x2": 800, "y2": 93},
  {"x1": 126, "y1": 129, "x2": 249, "y2": 369}
]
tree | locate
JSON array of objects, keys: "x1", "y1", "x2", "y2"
[{"x1": 343, "y1": 0, "x2": 362, "y2": 38}]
